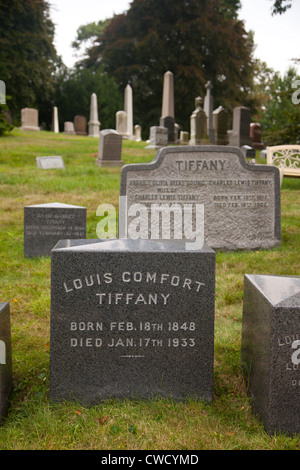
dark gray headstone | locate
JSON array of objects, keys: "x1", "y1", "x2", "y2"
[
  {"x1": 50, "y1": 238, "x2": 215, "y2": 404},
  {"x1": 160, "y1": 116, "x2": 175, "y2": 143},
  {"x1": 24, "y1": 202, "x2": 86, "y2": 258},
  {"x1": 241, "y1": 274, "x2": 300, "y2": 435},
  {"x1": 119, "y1": 146, "x2": 281, "y2": 251},
  {"x1": 36, "y1": 156, "x2": 65, "y2": 170},
  {"x1": 96, "y1": 129, "x2": 123, "y2": 167},
  {"x1": 229, "y1": 106, "x2": 252, "y2": 147},
  {"x1": 0, "y1": 303, "x2": 13, "y2": 425}
]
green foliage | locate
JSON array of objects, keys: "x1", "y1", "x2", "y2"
[
  {"x1": 0, "y1": 104, "x2": 13, "y2": 136},
  {"x1": 271, "y1": 0, "x2": 293, "y2": 14},
  {"x1": 259, "y1": 67, "x2": 300, "y2": 145},
  {"x1": 80, "y1": 0, "x2": 256, "y2": 136},
  {"x1": 54, "y1": 65, "x2": 122, "y2": 130},
  {"x1": 0, "y1": 0, "x2": 59, "y2": 125}
]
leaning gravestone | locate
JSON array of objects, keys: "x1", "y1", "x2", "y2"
[
  {"x1": 241, "y1": 274, "x2": 300, "y2": 435},
  {"x1": 20, "y1": 108, "x2": 40, "y2": 132},
  {"x1": 50, "y1": 238, "x2": 215, "y2": 404},
  {"x1": 119, "y1": 146, "x2": 281, "y2": 251},
  {"x1": 96, "y1": 129, "x2": 123, "y2": 167},
  {"x1": 0, "y1": 303, "x2": 13, "y2": 425},
  {"x1": 24, "y1": 202, "x2": 86, "y2": 258},
  {"x1": 36, "y1": 156, "x2": 65, "y2": 170}
]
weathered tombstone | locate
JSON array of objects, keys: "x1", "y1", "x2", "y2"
[
  {"x1": 145, "y1": 126, "x2": 168, "y2": 149},
  {"x1": 63, "y1": 121, "x2": 75, "y2": 135},
  {"x1": 229, "y1": 106, "x2": 252, "y2": 147},
  {"x1": 250, "y1": 123, "x2": 264, "y2": 150},
  {"x1": 88, "y1": 93, "x2": 100, "y2": 137},
  {"x1": 180, "y1": 131, "x2": 189, "y2": 145},
  {"x1": 20, "y1": 108, "x2": 40, "y2": 132},
  {"x1": 36, "y1": 156, "x2": 65, "y2": 170},
  {"x1": 50, "y1": 238, "x2": 216, "y2": 404},
  {"x1": 160, "y1": 71, "x2": 175, "y2": 143},
  {"x1": 119, "y1": 146, "x2": 281, "y2": 251},
  {"x1": 213, "y1": 106, "x2": 228, "y2": 145},
  {"x1": 52, "y1": 106, "x2": 59, "y2": 133},
  {"x1": 96, "y1": 129, "x2": 123, "y2": 167},
  {"x1": 241, "y1": 274, "x2": 300, "y2": 435},
  {"x1": 134, "y1": 124, "x2": 142, "y2": 142},
  {"x1": 203, "y1": 81, "x2": 215, "y2": 144},
  {"x1": 24, "y1": 202, "x2": 86, "y2": 258},
  {"x1": 0, "y1": 303, "x2": 13, "y2": 425},
  {"x1": 124, "y1": 84, "x2": 134, "y2": 139},
  {"x1": 74, "y1": 115, "x2": 87, "y2": 136},
  {"x1": 116, "y1": 111, "x2": 128, "y2": 138},
  {"x1": 189, "y1": 97, "x2": 208, "y2": 145}
]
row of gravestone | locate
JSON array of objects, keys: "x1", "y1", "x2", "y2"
[{"x1": 1, "y1": 146, "x2": 299, "y2": 436}]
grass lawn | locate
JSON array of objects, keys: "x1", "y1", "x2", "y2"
[{"x1": 0, "y1": 128, "x2": 299, "y2": 450}]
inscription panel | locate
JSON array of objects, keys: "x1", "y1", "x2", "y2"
[
  {"x1": 24, "y1": 203, "x2": 86, "y2": 258},
  {"x1": 120, "y1": 146, "x2": 281, "y2": 250},
  {"x1": 50, "y1": 239, "x2": 215, "y2": 404}
]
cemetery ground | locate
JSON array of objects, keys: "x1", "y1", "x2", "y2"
[{"x1": 0, "y1": 128, "x2": 299, "y2": 451}]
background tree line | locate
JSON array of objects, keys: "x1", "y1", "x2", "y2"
[{"x1": 0, "y1": 0, "x2": 299, "y2": 144}]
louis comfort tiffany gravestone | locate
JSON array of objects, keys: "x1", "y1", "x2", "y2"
[
  {"x1": 50, "y1": 238, "x2": 215, "y2": 403},
  {"x1": 119, "y1": 146, "x2": 281, "y2": 250}
]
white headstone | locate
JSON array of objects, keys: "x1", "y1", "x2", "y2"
[
  {"x1": 124, "y1": 84, "x2": 133, "y2": 139},
  {"x1": 88, "y1": 93, "x2": 100, "y2": 137},
  {"x1": 52, "y1": 106, "x2": 59, "y2": 133},
  {"x1": 161, "y1": 71, "x2": 175, "y2": 119}
]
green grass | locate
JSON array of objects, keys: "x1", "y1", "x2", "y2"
[{"x1": 0, "y1": 128, "x2": 299, "y2": 450}]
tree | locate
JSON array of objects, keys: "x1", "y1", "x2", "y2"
[
  {"x1": 259, "y1": 67, "x2": 300, "y2": 145},
  {"x1": 54, "y1": 65, "x2": 122, "y2": 131},
  {"x1": 271, "y1": 0, "x2": 293, "y2": 14},
  {"x1": 82, "y1": 0, "x2": 256, "y2": 137},
  {"x1": 0, "y1": 0, "x2": 58, "y2": 125}
]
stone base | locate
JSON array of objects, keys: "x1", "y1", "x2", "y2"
[
  {"x1": 20, "y1": 126, "x2": 40, "y2": 132},
  {"x1": 88, "y1": 122, "x2": 100, "y2": 137},
  {"x1": 95, "y1": 159, "x2": 124, "y2": 167}
]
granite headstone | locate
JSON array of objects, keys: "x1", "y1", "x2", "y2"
[
  {"x1": 24, "y1": 202, "x2": 86, "y2": 258},
  {"x1": 119, "y1": 146, "x2": 281, "y2": 250},
  {"x1": 20, "y1": 108, "x2": 40, "y2": 132},
  {"x1": 96, "y1": 129, "x2": 123, "y2": 167},
  {"x1": 0, "y1": 303, "x2": 13, "y2": 425},
  {"x1": 64, "y1": 122, "x2": 76, "y2": 135},
  {"x1": 241, "y1": 274, "x2": 300, "y2": 435},
  {"x1": 74, "y1": 115, "x2": 87, "y2": 136},
  {"x1": 213, "y1": 106, "x2": 228, "y2": 146},
  {"x1": 145, "y1": 126, "x2": 168, "y2": 149},
  {"x1": 229, "y1": 106, "x2": 252, "y2": 147},
  {"x1": 250, "y1": 123, "x2": 264, "y2": 150},
  {"x1": 189, "y1": 97, "x2": 208, "y2": 145},
  {"x1": 50, "y1": 238, "x2": 215, "y2": 404}
]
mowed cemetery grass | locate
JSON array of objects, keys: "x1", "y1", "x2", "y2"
[{"x1": 0, "y1": 128, "x2": 299, "y2": 450}]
